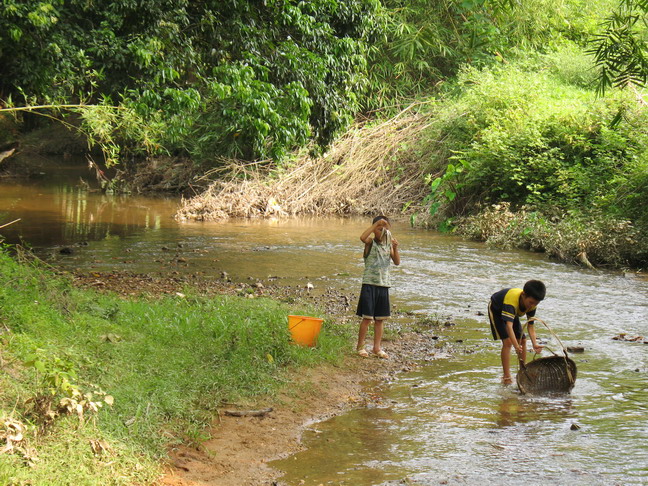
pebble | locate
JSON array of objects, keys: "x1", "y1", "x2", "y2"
[{"x1": 567, "y1": 346, "x2": 585, "y2": 353}]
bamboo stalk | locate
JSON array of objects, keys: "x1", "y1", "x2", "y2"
[
  {"x1": 0, "y1": 104, "x2": 122, "y2": 113},
  {"x1": 0, "y1": 219, "x2": 21, "y2": 230}
]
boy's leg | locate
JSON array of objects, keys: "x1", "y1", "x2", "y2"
[
  {"x1": 357, "y1": 318, "x2": 372, "y2": 352},
  {"x1": 501, "y1": 338, "x2": 513, "y2": 383},
  {"x1": 371, "y1": 286, "x2": 389, "y2": 357},
  {"x1": 372, "y1": 319, "x2": 384, "y2": 354}
]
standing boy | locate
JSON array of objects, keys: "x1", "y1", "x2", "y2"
[
  {"x1": 356, "y1": 215, "x2": 400, "y2": 359},
  {"x1": 488, "y1": 280, "x2": 546, "y2": 384}
]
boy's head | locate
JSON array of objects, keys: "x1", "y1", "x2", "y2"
[
  {"x1": 523, "y1": 280, "x2": 546, "y2": 301},
  {"x1": 372, "y1": 215, "x2": 390, "y2": 239},
  {"x1": 372, "y1": 215, "x2": 389, "y2": 225}
]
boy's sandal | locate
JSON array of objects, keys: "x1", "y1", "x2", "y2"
[
  {"x1": 373, "y1": 350, "x2": 389, "y2": 359},
  {"x1": 502, "y1": 376, "x2": 513, "y2": 385},
  {"x1": 357, "y1": 349, "x2": 369, "y2": 358}
]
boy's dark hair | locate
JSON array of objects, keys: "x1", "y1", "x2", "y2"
[
  {"x1": 523, "y1": 280, "x2": 546, "y2": 301},
  {"x1": 372, "y1": 215, "x2": 389, "y2": 224}
]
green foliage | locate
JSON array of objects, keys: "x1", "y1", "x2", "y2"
[
  {"x1": 1, "y1": 0, "x2": 382, "y2": 164},
  {"x1": 589, "y1": 0, "x2": 648, "y2": 94},
  {"x1": 192, "y1": 65, "x2": 312, "y2": 161},
  {"x1": 421, "y1": 61, "x2": 648, "y2": 219},
  {"x1": 366, "y1": 0, "x2": 615, "y2": 107},
  {"x1": 540, "y1": 45, "x2": 601, "y2": 88},
  {"x1": 424, "y1": 161, "x2": 467, "y2": 217},
  {"x1": 23, "y1": 349, "x2": 78, "y2": 398},
  {"x1": 0, "y1": 0, "x2": 623, "y2": 166},
  {"x1": 396, "y1": 54, "x2": 648, "y2": 266}
]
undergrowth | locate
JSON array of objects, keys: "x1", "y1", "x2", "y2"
[
  {"x1": 0, "y1": 249, "x2": 351, "y2": 484},
  {"x1": 454, "y1": 203, "x2": 648, "y2": 269}
]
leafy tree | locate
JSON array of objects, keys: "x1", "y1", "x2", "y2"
[
  {"x1": 365, "y1": 0, "x2": 610, "y2": 108},
  {"x1": 0, "y1": 0, "x2": 383, "y2": 163},
  {"x1": 589, "y1": 0, "x2": 648, "y2": 94}
]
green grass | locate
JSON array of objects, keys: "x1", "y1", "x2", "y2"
[{"x1": 0, "y1": 249, "x2": 352, "y2": 484}]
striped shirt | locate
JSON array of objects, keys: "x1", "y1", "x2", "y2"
[{"x1": 490, "y1": 288, "x2": 537, "y2": 322}]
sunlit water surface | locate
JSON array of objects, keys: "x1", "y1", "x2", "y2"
[{"x1": 1, "y1": 160, "x2": 647, "y2": 485}]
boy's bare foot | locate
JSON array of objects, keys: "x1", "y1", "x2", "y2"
[
  {"x1": 357, "y1": 349, "x2": 369, "y2": 358},
  {"x1": 373, "y1": 349, "x2": 389, "y2": 359},
  {"x1": 502, "y1": 376, "x2": 513, "y2": 385}
]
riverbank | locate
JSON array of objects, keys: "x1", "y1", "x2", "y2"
[
  {"x1": 72, "y1": 270, "x2": 451, "y2": 485},
  {"x1": 0, "y1": 252, "x2": 448, "y2": 484},
  {"x1": 161, "y1": 331, "x2": 433, "y2": 486}
]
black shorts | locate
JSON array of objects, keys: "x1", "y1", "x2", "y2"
[
  {"x1": 356, "y1": 284, "x2": 390, "y2": 320},
  {"x1": 488, "y1": 301, "x2": 526, "y2": 341}
]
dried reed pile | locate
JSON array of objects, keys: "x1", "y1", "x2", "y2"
[{"x1": 176, "y1": 106, "x2": 433, "y2": 221}]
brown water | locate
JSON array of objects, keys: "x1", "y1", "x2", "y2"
[{"x1": 2, "y1": 159, "x2": 647, "y2": 485}]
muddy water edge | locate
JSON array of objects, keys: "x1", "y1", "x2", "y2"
[{"x1": 1, "y1": 159, "x2": 647, "y2": 485}]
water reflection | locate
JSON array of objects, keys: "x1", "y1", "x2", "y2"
[
  {"x1": 0, "y1": 158, "x2": 178, "y2": 247},
  {"x1": 497, "y1": 395, "x2": 574, "y2": 428}
]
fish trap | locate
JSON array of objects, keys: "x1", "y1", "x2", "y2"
[
  {"x1": 516, "y1": 355, "x2": 577, "y2": 394},
  {"x1": 515, "y1": 317, "x2": 578, "y2": 395}
]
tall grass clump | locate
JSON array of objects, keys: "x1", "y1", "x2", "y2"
[{"x1": 0, "y1": 249, "x2": 350, "y2": 484}]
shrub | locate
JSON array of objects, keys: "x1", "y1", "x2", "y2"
[{"x1": 455, "y1": 203, "x2": 648, "y2": 267}]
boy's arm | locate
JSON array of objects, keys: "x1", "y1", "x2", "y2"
[
  {"x1": 360, "y1": 220, "x2": 388, "y2": 244},
  {"x1": 527, "y1": 323, "x2": 543, "y2": 353},
  {"x1": 506, "y1": 321, "x2": 523, "y2": 355},
  {"x1": 391, "y1": 237, "x2": 400, "y2": 265},
  {"x1": 363, "y1": 240, "x2": 372, "y2": 258}
]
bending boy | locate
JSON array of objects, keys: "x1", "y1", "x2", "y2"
[
  {"x1": 356, "y1": 215, "x2": 400, "y2": 359},
  {"x1": 488, "y1": 280, "x2": 546, "y2": 384}
]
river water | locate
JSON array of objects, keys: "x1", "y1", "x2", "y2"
[{"x1": 1, "y1": 160, "x2": 647, "y2": 485}]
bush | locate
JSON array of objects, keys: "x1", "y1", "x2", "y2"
[
  {"x1": 455, "y1": 203, "x2": 648, "y2": 268},
  {"x1": 411, "y1": 58, "x2": 648, "y2": 267}
]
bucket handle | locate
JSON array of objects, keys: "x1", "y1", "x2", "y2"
[
  {"x1": 288, "y1": 317, "x2": 307, "y2": 331},
  {"x1": 288, "y1": 316, "x2": 322, "y2": 331}
]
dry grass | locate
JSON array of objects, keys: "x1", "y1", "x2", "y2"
[{"x1": 176, "y1": 105, "x2": 435, "y2": 221}]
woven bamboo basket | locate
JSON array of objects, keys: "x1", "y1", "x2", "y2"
[
  {"x1": 515, "y1": 318, "x2": 578, "y2": 395},
  {"x1": 516, "y1": 355, "x2": 577, "y2": 394}
]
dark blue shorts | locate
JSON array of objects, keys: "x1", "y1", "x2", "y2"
[
  {"x1": 488, "y1": 301, "x2": 526, "y2": 341},
  {"x1": 356, "y1": 284, "x2": 390, "y2": 320}
]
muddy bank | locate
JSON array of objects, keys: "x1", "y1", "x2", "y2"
[
  {"x1": 70, "y1": 270, "x2": 452, "y2": 486},
  {"x1": 161, "y1": 335, "x2": 433, "y2": 486}
]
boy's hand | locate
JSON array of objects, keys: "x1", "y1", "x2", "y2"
[
  {"x1": 532, "y1": 344, "x2": 543, "y2": 353},
  {"x1": 392, "y1": 237, "x2": 399, "y2": 248},
  {"x1": 375, "y1": 219, "x2": 389, "y2": 229}
]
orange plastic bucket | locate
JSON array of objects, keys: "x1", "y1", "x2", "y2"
[{"x1": 288, "y1": 315, "x2": 323, "y2": 347}]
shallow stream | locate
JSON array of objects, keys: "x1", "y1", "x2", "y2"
[{"x1": 1, "y1": 160, "x2": 647, "y2": 485}]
